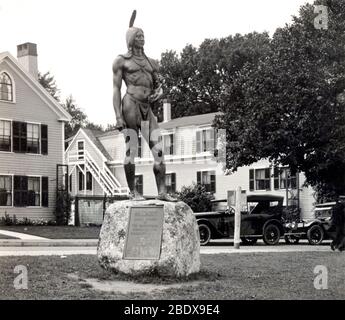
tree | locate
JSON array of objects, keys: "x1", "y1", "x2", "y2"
[
  {"x1": 158, "y1": 32, "x2": 270, "y2": 119},
  {"x1": 176, "y1": 183, "x2": 214, "y2": 212},
  {"x1": 214, "y1": 0, "x2": 345, "y2": 200},
  {"x1": 63, "y1": 95, "x2": 88, "y2": 138},
  {"x1": 38, "y1": 71, "x2": 60, "y2": 101}
]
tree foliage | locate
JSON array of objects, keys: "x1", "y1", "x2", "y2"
[
  {"x1": 214, "y1": 0, "x2": 345, "y2": 199},
  {"x1": 38, "y1": 71, "x2": 60, "y2": 101},
  {"x1": 63, "y1": 95, "x2": 88, "y2": 138},
  {"x1": 176, "y1": 183, "x2": 215, "y2": 212},
  {"x1": 158, "y1": 32, "x2": 271, "y2": 119}
]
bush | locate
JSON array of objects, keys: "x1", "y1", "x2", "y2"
[
  {"x1": 0, "y1": 213, "x2": 56, "y2": 226},
  {"x1": 0, "y1": 213, "x2": 15, "y2": 226},
  {"x1": 175, "y1": 183, "x2": 215, "y2": 213},
  {"x1": 55, "y1": 191, "x2": 71, "y2": 226}
]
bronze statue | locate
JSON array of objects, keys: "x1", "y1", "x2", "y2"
[{"x1": 113, "y1": 10, "x2": 177, "y2": 201}]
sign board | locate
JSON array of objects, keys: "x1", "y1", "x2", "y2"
[
  {"x1": 123, "y1": 205, "x2": 164, "y2": 260},
  {"x1": 227, "y1": 190, "x2": 247, "y2": 209}
]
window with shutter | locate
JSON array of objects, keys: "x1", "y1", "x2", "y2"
[
  {"x1": 196, "y1": 131, "x2": 201, "y2": 153},
  {"x1": 197, "y1": 171, "x2": 201, "y2": 185},
  {"x1": 249, "y1": 169, "x2": 254, "y2": 191},
  {"x1": 0, "y1": 120, "x2": 11, "y2": 152},
  {"x1": 41, "y1": 124, "x2": 48, "y2": 155},
  {"x1": 165, "y1": 173, "x2": 176, "y2": 193},
  {"x1": 42, "y1": 177, "x2": 49, "y2": 207},
  {"x1": 170, "y1": 134, "x2": 174, "y2": 155},
  {"x1": 86, "y1": 172, "x2": 92, "y2": 191},
  {"x1": 13, "y1": 122, "x2": 27, "y2": 153},
  {"x1": 274, "y1": 167, "x2": 279, "y2": 189},
  {"x1": 0, "y1": 175, "x2": 12, "y2": 206},
  {"x1": 27, "y1": 177, "x2": 40, "y2": 206},
  {"x1": 14, "y1": 176, "x2": 28, "y2": 207},
  {"x1": 78, "y1": 171, "x2": 84, "y2": 191},
  {"x1": 254, "y1": 168, "x2": 271, "y2": 190},
  {"x1": 27, "y1": 123, "x2": 39, "y2": 154},
  {"x1": 210, "y1": 171, "x2": 216, "y2": 193},
  {"x1": 163, "y1": 134, "x2": 174, "y2": 156},
  {"x1": 197, "y1": 171, "x2": 216, "y2": 193},
  {"x1": 265, "y1": 168, "x2": 271, "y2": 190}
]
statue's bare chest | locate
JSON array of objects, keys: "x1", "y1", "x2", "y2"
[{"x1": 124, "y1": 58, "x2": 153, "y2": 75}]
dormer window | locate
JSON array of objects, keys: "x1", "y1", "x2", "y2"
[{"x1": 0, "y1": 72, "x2": 13, "y2": 102}]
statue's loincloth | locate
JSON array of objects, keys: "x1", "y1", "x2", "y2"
[{"x1": 125, "y1": 92, "x2": 152, "y2": 122}]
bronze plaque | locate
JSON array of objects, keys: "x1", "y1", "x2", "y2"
[{"x1": 123, "y1": 205, "x2": 164, "y2": 260}]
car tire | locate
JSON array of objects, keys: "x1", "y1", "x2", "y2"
[
  {"x1": 284, "y1": 235, "x2": 300, "y2": 244},
  {"x1": 263, "y1": 224, "x2": 281, "y2": 245},
  {"x1": 198, "y1": 224, "x2": 212, "y2": 246},
  {"x1": 241, "y1": 237, "x2": 258, "y2": 245},
  {"x1": 307, "y1": 224, "x2": 324, "y2": 245}
]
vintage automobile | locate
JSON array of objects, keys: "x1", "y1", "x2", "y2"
[
  {"x1": 283, "y1": 202, "x2": 336, "y2": 245},
  {"x1": 195, "y1": 195, "x2": 285, "y2": 246}
]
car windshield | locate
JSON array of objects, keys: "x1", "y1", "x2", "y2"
[
  {"x1": 248, "y1": 201, "x2": 281, "y2": 215},
  {"x1": 211, "y1": 201, "x2": 228, "y2": 211},
  {"x1": 314, "y1": 207, "x2": 333, "y2": 218}
]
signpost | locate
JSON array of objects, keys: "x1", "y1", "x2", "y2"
[
  {"x1": 228, "y1": 188, "x2": 245, "y2": 249},
  {"x1": 234, "y1": 187, "x2": 242, "y2": 249},
  {"x1": 123, "y1": 205, "x2": 164, "y2": 260}
]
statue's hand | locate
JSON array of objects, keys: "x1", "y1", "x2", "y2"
[
  {"x1": 148, "y1": 87, "x2": 163, "y2": 103},
  {"x1": 115, "y1": 117, "x2": 127, "y2": 131}
]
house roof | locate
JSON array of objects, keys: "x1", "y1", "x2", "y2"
[
  {"x1": 97, "y1": 112, "x2": 220, "y2": 138},
  {"x1": 82, "y1": 128, "x2": 113, "y2": 161},
  {"x1": 0, "y1": 51, "x2": 72, "y2": 122}
]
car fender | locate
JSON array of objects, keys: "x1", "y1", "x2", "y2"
[
  {"x1": 263, "y1": 219, "x2": 285, "y2": 235},
  {"x1": 304, "y1": 220, "x2": 323, "y2": 228}
]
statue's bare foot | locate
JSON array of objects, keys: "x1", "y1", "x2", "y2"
[
  {"x1": 156, "y1": 193, "x2": 178, "y2": 202},
  {"x1": 129, "y1": 191, "x2": 146, "y2": 201}
]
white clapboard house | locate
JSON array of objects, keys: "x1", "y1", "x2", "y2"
[{"x1": 0, "y1": 43, "x2": 71, "y2": 220}]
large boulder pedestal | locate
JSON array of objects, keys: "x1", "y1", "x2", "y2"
[{"x1": 97, "y1": 200, "x2": 200, "y2": 278}]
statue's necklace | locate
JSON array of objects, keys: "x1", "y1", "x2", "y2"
[{"x1": 132, "y1": 55, "x2": 149, "y2": 70}]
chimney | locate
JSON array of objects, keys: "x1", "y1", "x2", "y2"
[
  {"x1": 17, "y1": 43, "x2": 38, "y2": 80},
  {"x1": 163, "y1": 99, "x2": 171, "y2": 123}
]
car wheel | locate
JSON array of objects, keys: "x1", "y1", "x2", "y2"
[
  {"x1": 284, "y1": 235, "x2": 300, "y2": 244},
  {"x1": 263, "y1": 224, "x2": 281, "y2": 245},
  {"x1": 198, "y1": 224, "x2": 211, "y2": 246},
  {"x1": 307, "y1": 225, "x2": 324, "y2": 245},
  {"x1": 241, "y1": 237, "x2": 258, "y2": 245}
]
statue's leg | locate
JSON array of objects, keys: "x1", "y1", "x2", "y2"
[
  {"x1": 140, "y1": 111, "x2": 166, "y2": 195},
  {"x1": 122, "y1": 95, "x2": 140, "y2": 197},
  {"x1": 141, "y1": 110, "x2": 177, "y2": 202}
]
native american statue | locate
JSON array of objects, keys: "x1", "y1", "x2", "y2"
[{"x1": 112, "y1": 10, "x2": 177, "y2": 201}]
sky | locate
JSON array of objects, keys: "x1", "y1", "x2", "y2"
[{"x1": 0, "y1": 0, "x2": 314, "y2": 126}]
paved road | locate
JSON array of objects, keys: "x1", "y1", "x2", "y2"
[{"x1": 0, "y1": 240, "x2": 333, "y2": 256}]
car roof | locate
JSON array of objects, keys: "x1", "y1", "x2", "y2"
[
  {"x1": 211, "y1": 194, "x2": 284, "y2": 203},
  {"x1": 315, "y1": 202, "x2": 336, "y2": 207},
  {"x1": 247, "y1": 195, "x2": 284, "y2": 202}
]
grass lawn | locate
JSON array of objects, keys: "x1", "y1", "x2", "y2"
[
  {"x1": 0, "y1": 226, "x2": 100, "y2": 239},
  {"x1": 0, "y1": 252, "x2": 344, "y2": 300}
]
